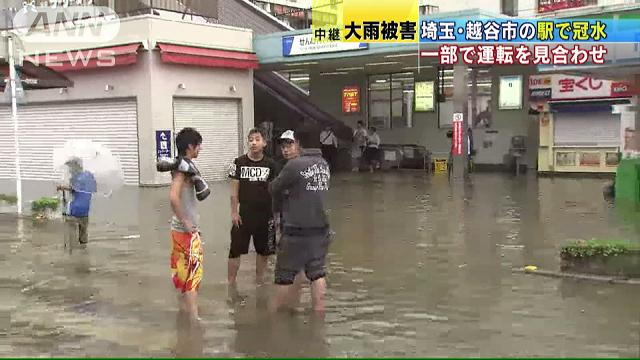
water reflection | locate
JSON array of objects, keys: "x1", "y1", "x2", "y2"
[{"x1": 0, "y1": 173, "x2": 639, "y2": 357}]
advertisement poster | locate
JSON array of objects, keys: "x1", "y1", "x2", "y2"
[
  {"x1": 499, "y1": 75, "x2": 523, "y2": 110},
  {"x1": 342, "y1": 86, "x2": 360, "y2": 113},
  {"x1": 556, "y1": 152, "x2": 576, "y2": 166},
  {"x1": 414, "y1": 81, "x2": 434, "y2": 112},
  {"x1": 579, "y1": 152, "x2": 601, "y2": 167}
]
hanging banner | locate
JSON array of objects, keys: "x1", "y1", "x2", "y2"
[
  {"x1": 342, "y1": 86, "x2": 360, "y2": 113},
  {"x1": 452, "y1": 113, "x2": 463, "y2": 156},
  {"x1": 414, "y1": 81, "x2": 434, "y2": 112}
]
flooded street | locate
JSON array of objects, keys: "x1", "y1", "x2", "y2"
[{"x1": 0, "y1": 172, "x2": 639, "y2": 357}]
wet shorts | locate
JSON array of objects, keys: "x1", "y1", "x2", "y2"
[
  {"x1": 229, "y1": 213, "x2": 276, "y2": 258},
  {"x1": 275, "y1": 228, "x2": 331, "y2": 285},
  {"x1": 171, "y1": 230, "x2": 203, "y2": 293}
]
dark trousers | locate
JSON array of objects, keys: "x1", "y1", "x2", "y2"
[{"x1": 321, "y1": 145, "x2": 337, "y2": 170}]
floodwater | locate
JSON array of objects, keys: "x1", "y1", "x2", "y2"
[{"x1": 0, "y1": 172, "x2": 639, "y2": 357}]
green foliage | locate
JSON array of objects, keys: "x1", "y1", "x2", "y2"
[
  {"x1": 561, "y1": 239, "x2": 640, "y2": 259},
  {"x1": 31, "y1": 197, "x2": 60, "y2": 213},
  {"x1": 0, "y1": 194, "x2": 18, "y2": 205}
]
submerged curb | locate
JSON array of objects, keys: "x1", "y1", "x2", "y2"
[{"x1": 513, "y1": 267, "x2": 640, "y2": 285}]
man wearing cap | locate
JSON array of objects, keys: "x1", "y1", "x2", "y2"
[{"x1": 270, "y1": 129, "x2": 331, "y2": 313}]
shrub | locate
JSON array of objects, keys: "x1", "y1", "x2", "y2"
[
  {"x1": 0, "y1": 194, "x2": 18, "y2": 205},
  {"x1": 31, "y1": 197, "x2": 60, "y2": 213},
  {"x1": 560, "y1": 239, "x2": 640, "y2": 259}
]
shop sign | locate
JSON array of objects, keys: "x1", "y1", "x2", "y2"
[
  {"x1": 156, "y1": 130, "x2": 172, "y2": 160},
  {"x1": 282, "y1": 34, "x2": 367, "y2": 56},
  {"x1": 452, "y1": 113, "x2": 463, "y2": 156},
  {"x1": 342, "y1": 86, "x2": 360, "y2": 113},
  {"x1": 611, "y1": 82, "x2": 633, "y2": 97},
  {"x1": 529, "y1": 88, "x2": 552, "y2": 101},
  {"x1": 553, "y1": 75, "x2": 610, "y2": 100},
  {"x1": 414, "y1": 81, "x2": 434, "y2": 112}
]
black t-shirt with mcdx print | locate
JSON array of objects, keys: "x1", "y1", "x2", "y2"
[{"x1": 229, "y1": 154, "x2": 279, "y2": 215}]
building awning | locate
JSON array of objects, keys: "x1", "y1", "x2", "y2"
[
  {"x1": 157, "y1": 43, "x2": 258, "y2": 70},
  {"x1": 28, "y1": 43, "x2": 143, "y2": 72},
  {"x1": 0, "y1": 61, "x2": 73, "y2": 90}
]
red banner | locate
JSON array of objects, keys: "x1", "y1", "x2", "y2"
[
  {"x1": 452, "y1": 117, "x2": 463, "y2": 156},
  {"x1": 342, "y1": 86, "x2": 360, "y2": 113}
]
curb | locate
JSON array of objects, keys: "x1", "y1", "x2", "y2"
[{"x1": 512, "y1": 267, "x2": 640, "y2": 285}]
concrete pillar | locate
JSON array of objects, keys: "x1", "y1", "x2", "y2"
[{"x1": 452, "y1": 64, "x2": 469, "y2": 179}]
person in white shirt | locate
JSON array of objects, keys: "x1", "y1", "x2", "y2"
[
  {"x1": 319, "y1": 126, "x2": 338, "y2": 170},
  {"x1": 352, "y1": 121, "x2": 368, "y2": 172},
  {"x1": 365, "y1": 127, "x2": 381, "y2": 173}
]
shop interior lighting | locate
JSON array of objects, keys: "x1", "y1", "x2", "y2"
[
  {"x1": 385, "y1": 53, "x2": 419, "y2": 58},
  {"x1": 285, "y1": 61, "x2": 318, "y2": 66},
  {"x1": 365, "y1": 61, "x2": 400, "y2": 66},
  {"x1": 336, "y1": 66, "x2": 364, "y2": 71},
  {"x1": 320, "y1": 71, "x2": 349, "y2": 76}
]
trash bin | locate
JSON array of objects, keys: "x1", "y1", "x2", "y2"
[
  {"x1": 378, "y1": 144, "x2": 403, "y2": 170},
  {"x1": 400, "y1": 144, "x2": 427, "y2": 169}
]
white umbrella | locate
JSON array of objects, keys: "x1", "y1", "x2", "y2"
[{"x1": 53, "y1": 139, "x2": 124, "y2": 197}]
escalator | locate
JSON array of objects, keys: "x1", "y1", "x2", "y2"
[{"x1": 254, "y1": 71, "x2": 353, "y2": 143}]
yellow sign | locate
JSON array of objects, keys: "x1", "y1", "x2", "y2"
[
  {"x1": 434, "y1": 158, "x2": 448, "y2": 174},
  {"x1": 312, "y1": 0, "x2": 419, "y2": 43},
  {"x1": 415, "y1": 81, "x2": 434, "y2": 112}
]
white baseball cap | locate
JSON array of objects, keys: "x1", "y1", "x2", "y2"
[{"x1": 279, "y1": 130, "x2": 297, "y2": 142}]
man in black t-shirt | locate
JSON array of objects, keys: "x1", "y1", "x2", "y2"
[{"x1": 228, "y1": 128, "x2": 280, "y2": 286}]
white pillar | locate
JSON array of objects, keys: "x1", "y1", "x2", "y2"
[{"x1": 7, "y1": 34, "x2": 22, "y2": 215}]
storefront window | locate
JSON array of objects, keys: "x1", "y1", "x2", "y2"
[{"x1": 368, "y1": 72, "x2": 415, "y2": 129}]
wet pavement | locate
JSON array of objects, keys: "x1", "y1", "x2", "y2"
[{"x1": 0, "y1": 172, "x2": 639, "y2": 357}]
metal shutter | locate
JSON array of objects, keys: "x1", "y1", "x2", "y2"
[
  {"x1": 0, "y1": 106, "x2": 14, "y2": 180},
  {"x1": 554, "y1": 111, "x2": 620, "y2": 147},
  {"x1": 0, "y1": 100, "x2": 139, "y2": 184},
  {"x1": 173, "y1": 98, "x2": 242, "y2": 182}
]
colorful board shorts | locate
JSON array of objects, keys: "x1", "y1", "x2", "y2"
[{"x1": 170, "y1": 230, "x2": 203, "y2": 293}]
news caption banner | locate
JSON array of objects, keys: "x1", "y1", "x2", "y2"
[{"x1": 310, "y1": 0, "x2": 640, "y2": 67}]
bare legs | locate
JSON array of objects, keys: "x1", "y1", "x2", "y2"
[
  {"x1": 271, "y1": 272, "x2": 326, "y2": 313},
  {"x1": 256, "y1": 255, "x2": 269, "y2": 285},
  {"x1": 177, "y1": 291, "x2": 199, "y2": 321},
  {"x1": 227, "y1": 257, "x2": 241, "y2": 285}
]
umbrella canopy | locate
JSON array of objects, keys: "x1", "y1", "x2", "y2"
[{"x1": 53, "y1": 139, "x2": 124, "y2": 197}]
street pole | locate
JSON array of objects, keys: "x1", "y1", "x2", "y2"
[
  {"x1": 451, "y1": 64, "x2": 469, "y2": 180},
  {"x1": 7, "y1": 33, "x2": 22, "y2": 215}
]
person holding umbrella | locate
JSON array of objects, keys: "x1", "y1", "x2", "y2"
[{"x1": 57, "y1": 157, "x2": 97, "y2": 250}]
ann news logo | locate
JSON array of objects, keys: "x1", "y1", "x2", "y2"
[{"x1": 12, "y1": 1, "x2": 120, "y2": 44}]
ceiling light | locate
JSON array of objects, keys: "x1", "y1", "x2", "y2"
[
  {"x1": 365, "y1": 61, "x2": 400, "y2": 66},
  {"x1": 320, "y1": 71, "x2": 348, "y2": 76},
  {"x1": 285, "y1": 61, "x2": 318, "y2": 66},
  {"x1": 385, "y1": 53, "x2": 418, "y2": 58},
  {"x1": 375, "y1": 79, "x2": 388, "y2": 83},
  {"x1": 336, "y1": 67, "x2": 364, "y2": 71},
  {"x1": 402, "y1": 66, "x2": 434, "y2": 70}
]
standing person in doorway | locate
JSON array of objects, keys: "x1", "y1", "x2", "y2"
[
  {"x1": 352, "y1": 121, "x2": 368, "y2": 172},
  {"x1": 270, "y1": 129, "x2": 331, "y2": 313},
  {"x1": 228, "y1": 128, "x2": 279, "y2": 288},
  {"x1": 365, "y1": 126, "x2": 381, "y2": 173},
  {"x1": 319, "y1": 126, "x2": 338, "y2": 171},
  {"x1": 169, "y1": 127, "x2": 205, "y2": 322}
]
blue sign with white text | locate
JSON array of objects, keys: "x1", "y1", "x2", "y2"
[{"x1": 156, "y1": 130, "x2": 172, "y2": 160}]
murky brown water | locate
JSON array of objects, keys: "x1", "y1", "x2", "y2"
[{"x1": 0, "y1": 173, "x2": 639, "y2": 357}]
